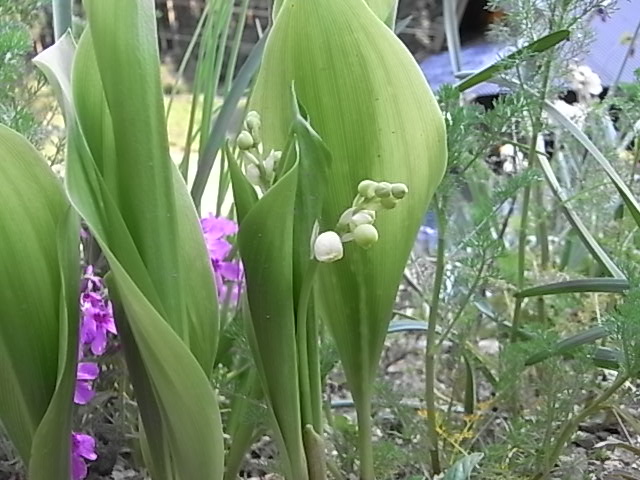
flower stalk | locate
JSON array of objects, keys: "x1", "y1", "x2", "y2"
[{"x1": 425, "y1": 198, "x2": 447, "y2": 475}]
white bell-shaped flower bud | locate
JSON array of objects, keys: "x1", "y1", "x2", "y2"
[
  {"x1": 245, "y1": 111, "x2": 261, "y2": 132},
  {"x1": 391, "y1": 183, "x2": 408, "y2": 199},
  {"x1": 314, "y1": 231, "x2": 344, "y2": 263},
  {"x1": 357, "y1": 179, "x2": 378, "y2": 198},
  {"x1": 237, "y1": 131, "x2": 255, "y2": 150},
  {"x1": 374, "y1": 182, "x2": 392, "y2": 198},
  {"x1": 353, "y1": 224, "x2": 379, "y2": 249}
]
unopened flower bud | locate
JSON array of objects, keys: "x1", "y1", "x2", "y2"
[
  {"x1": 245, "y1": 163, "x2": 261, "y2": 186},
  {"x1": 349, "y1": 211, "x2": 375, "y2": 229},
  {"x1": 264, "y1": 150, "x2": 281, "y2": 175},
  {"x1": 374, "y1": 182, "x2": 392, "y2": 198},
  {"x1": 246, "y1": 111, "x2": 261, "y2": 132},
  {"x1": 353, "y1": 224, "x2": 378, "y2": 249},
  {"x1": 380, "y1": 196, "x2": 398, "y2": 209},
  {"x1": 237, "y1": 131, "x2": 254, "y2": 150},
  {"x1": 357, "y1": 180, "x2": 378, "y2": 198},
  {"x1": 314, "y1": 231, "x2": 344, "y2": 263},
  {"x1": 391, "y1": 183, "x2": 408, "y2": 199}
]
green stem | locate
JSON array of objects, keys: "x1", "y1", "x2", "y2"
[
  {"x1": 52, "y1": 0, "x2": 72, "y2": 40},
  {"x1": 425, "y1": 199, "x2": 446, "y2": 475},
  {"x1": 297, "y1": 261, "x2": 320, "y2": 430},
  {"x1": 357, "y1": 399, "x2": 376, "y2": 480},
  {"x1": 510, "y1": 183, "x2": 530, "y2": 343},
  {"x1": 538, "y1": 373, "x2": 629, "y2": 479}
]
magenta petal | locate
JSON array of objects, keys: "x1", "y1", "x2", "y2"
[
  {"x1": 77, "y1": 362, "x2": 99, "y2": 380},
  {"x1": 104, "y1": 316, "x2": 117, "y2": 335},
  {"x1": 91, "y1": 328, "x2": 107, "y2": 355},
  {"x1": 217, "y1": 261, "x2": 242, "y2": 281},
  {"x1": 71, "y1": 454, "x2": 88, "y2": 480},
  {"x1": 73, "y1": 433, "x2": 98, "y2": 460},
  {"x1": 80, "y1": 316, "x2": 97, "y2": 345},
  {"x1": 206, "y1": 238, "x2": 233, "y2": 261},
  {"x1": 74, "y1": 381, "x2": 95, "y2": 405},
  {"x1": 201, "y1": 215, "x2": 238, "y2": 238}
]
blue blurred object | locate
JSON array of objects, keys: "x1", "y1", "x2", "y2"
[{"x1": 420, "y1": 0, "x2": 640, "y2": 95}]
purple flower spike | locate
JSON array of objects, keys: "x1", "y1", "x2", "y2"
[
  {"x1": 74, "y1": 362, "x2": 99, "y2": 405},
  {"x1": 200, "y1": 214, "x2": 244, "y2": 306},
  {"x1": 71, "y1": 432, "x2": 97, "y2": 480},
  {"x1": 200, "y1": 215, "x2": 238, "y2": 238},
  {"x1": 80, "y1": 293, "x2": 116, "y2": 355}
]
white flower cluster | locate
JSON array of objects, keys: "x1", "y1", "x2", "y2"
[
  {"x1": 237, "y1": 111, "x2": 281, "y2": 190},
  {"x1": 569, "y1": 64, "x2": 603, "y2": 98},
  {"x1": 313, "y1": 179, "x2": 408, "y2": 263}
]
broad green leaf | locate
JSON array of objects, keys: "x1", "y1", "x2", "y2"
[
  {"x1": 290, "y1": 95, "x2": 333, "y2": 289},
  {"x1": 442, "y1": 453, "x2": 484, "y2": 480},
  {"x1": 235, "y1": 161, "x2": 308, "y2": 480},
  {"x1": 228, "y1": 148, "x2": 259, "y2": 223},
  {"x1": 274, "y1": 0, "x2": 400, "y2": 28},
  {"x1": 364, "y1": 0, "x2": 398, "y2": 24},
  {"x1": 29, "y1": 208, "x2": 80, "y2": 480},
  {"x1": 455, "y1": 31, "x2": 570, "y2": 92},
  {"x1": 34, "y1": 3, "x2": 225, "y2": 478},
  {"x1": 250, "y1": 0, "x2": 446, "y2": 456},
  {"x1": 289, "y1": 94, "x2": 333, "y2": 433},
  {"x1": 0, "y1": 125, "x2": 77, "y2": 479}
]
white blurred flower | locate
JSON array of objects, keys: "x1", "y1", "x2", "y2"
[
  {"x1": 569, "y1": 64, "x2": 603, "y2": 97},
  {"x1": 498, "y1": 143, "x2": 526, "y2": 174}
]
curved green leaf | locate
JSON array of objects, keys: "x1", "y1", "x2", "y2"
[
  {"x1": 251, "y1": 0, "x2": 446, "y2": 443},
  {"x1": 236, "y1": 161, "x2": 308, "y2": 480},
  {"x1": 0, "y1": 125, "x2": 77, "y2": 480},
  {"x1": 34, "y1": 3, "x2": 225, "y2": 477}
]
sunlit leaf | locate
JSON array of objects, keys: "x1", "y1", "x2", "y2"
[
  {"x1": 34, "y1": 1, "x2": 225, "y2": 477},
  {"x1": 250, "y1": 3, "x2": 446, "y2": 476},
  {"x1": 0, "y1": 125, "x2": 78, "y2": 480}
]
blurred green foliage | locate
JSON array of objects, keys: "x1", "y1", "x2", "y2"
[{"x1": 0, "y1": 0, "x2": 46, "y2": 142}]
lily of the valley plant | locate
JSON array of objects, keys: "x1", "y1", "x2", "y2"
[{"x1": 0, "y1": 0, "x2": 445, "y2": 479}]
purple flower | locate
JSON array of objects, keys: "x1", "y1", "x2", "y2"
[
  {"x1": 80, "y1": 265, "x2": 103, "y2": 292},
  {"x1": 80, "y1": 292, "x2": 116, "y2": 355},
  {"x1": 200, "y1": 215, "x2": 244, "y2": 304},
  {"x1": 201, "y1": 214, "x2": 238, "y2": 238},
  {"x1": 74, "y1": 362, "x2": 99, "y2": 405},
  {"x1": 71, "y1": 432, "x2": 97, "y2": 480}
]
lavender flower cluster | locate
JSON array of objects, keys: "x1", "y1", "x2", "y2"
[
  {"x1": 69, "y1": 216, "x2": 241, "y2": 479},
  {"x1": 71, "y1": 265, "x2": 116, "y2": 479}
]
